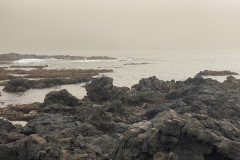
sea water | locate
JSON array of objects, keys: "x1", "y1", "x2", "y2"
[{"x1": 1, "y1": 50, "x2": 240, "y2": 107}]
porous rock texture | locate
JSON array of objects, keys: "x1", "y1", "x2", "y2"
[{"x1": 1, "y1": 74, "x2": 240, "y2": 160}]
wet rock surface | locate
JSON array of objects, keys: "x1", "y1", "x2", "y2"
[
  {"x1": 1, "y1": 68, "x2": 112, "y2": 92},
  {"x1": 3, "y1": 78, "x2": 30, "y2": 92},
  {"x1": 0, "y1": 103, "x2": 40, "y2": 121},
  {"x1": 9, "y1": 65, "x2": 48, "y2": 69},
  {"x1": 197, "y1": 70, "x2": 239, "y2": 76},
  {"x1": 1, "y1": 73, "x2": 240, "y2": 160}
]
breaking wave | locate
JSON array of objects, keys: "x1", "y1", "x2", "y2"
[
  {"x1": 73, "y1": 57, "x2": 133, "y2": 63},
  {"x1": 13, "y1": 59, "x2": 46, "y2": 64}
]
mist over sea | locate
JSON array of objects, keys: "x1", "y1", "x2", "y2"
[{"x1": 1, "y1": 50, "x2": 240, "y2": 107}]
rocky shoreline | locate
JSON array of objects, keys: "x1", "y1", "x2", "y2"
[
  {"x1": 1, "y1": 73, "x2": 240, "y2": 160},
  {"x1": 0, "y1": 53, "x2": 116, "y2": 61},
  {"x1": 0, "y1": 68, "x2": 112, "y2": 92},
  {"x1": 0, "y1": 53, "x2": 114, "y2": 93},
  {"x1": 196, "y1": 70, "x2": 239, "y2": 76}
]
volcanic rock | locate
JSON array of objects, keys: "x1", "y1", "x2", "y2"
[
  {"x1": 0, "y1": 103, "x2": 40, "y2": 121},
  {"x1": 2, "y1": 72, "x2": 240, "y2": 160},
  {"x1": 0, "y1": 118, "x2": 27, "y2": 160},
  {"x1": 197, "y1": 70, "x2": 239, "y2": 76},
  {"x1": 131, "y1": 76, "x2": 176, "y2": 93},
  {"x1": 3, "y1": 78, "x2": 30, "y2": 92},
  {"x1": 113, "y1": 110, "x2": 240, "y2": 160},
  {"x1": 85, "y1": 77, "x2": 127, "y2": 102},
  {"x1": 43, "y1": 89, "x2": 80, "y2": 107},
  {"x1": 20, "y1": 115, "x2": 119, "y2": 159}
]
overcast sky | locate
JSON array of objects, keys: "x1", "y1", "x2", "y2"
[{"x1": 1, "y1": 0, "x2": 240, "y2": 53}]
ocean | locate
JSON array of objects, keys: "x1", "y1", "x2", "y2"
[{"x1": 1, "y1": 50, "x2": 240, "y2": 107}]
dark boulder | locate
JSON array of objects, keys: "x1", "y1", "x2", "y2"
[
  {"x1": 85, "y1": 77, "x2": 126, "y2": 102},
  {"x1": 0, "y1": 118, "x2": 15, "y2": 132},
  {"x1": 43, "y1": 89, "x2": 80, "y2": 107},
  {"x1": 3, "y1": 78, "x2": 30, "y2": 92},
  {"x1": 85, "y1": 77, "x2": 114, "y2": 102},
  {"x1": 126, "y1": 76, "x2": 178, "y2": 104},
  {"x1": 0, "y1": 118, "x2": 26, "y2": 144},
  {"x1": 131, "y1": 76, "x2": 176, "y2": 93}
]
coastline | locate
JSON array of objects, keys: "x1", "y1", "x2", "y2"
[{"x1": 1, "y1": 72, "x2": 240, "y2": 159}]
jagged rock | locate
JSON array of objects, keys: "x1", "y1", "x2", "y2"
[
  {"x1": 3, "y1": 78, "x2": 30, "y2": 92},
  {"x1": 85, "y1": 77, "x2": 116, "y2": 102},
  {"x1": 131, "y1": 76, "x2": 176, "y2": 93},
  {"x1": 0, "y1": 118, "x2": 26, "y2": 144},
  {"x1": 74, "y1": 103, "x2": 130, "y2": 133},
  {"x1": 85, "y1": 76, "x2": 175, "y2": 104},
  {"x1": 113, "y1": 110, "x2": 240, "y2": 160},
  {"x1": 0, "y1": 118, "x2": 27, "y2": 160},
  {"x1": 2, "y1": 73, "x2": 240, "y2": 160},
  {"x1": 85, "y1": 77, "x2": 129, "y2": 103},
  {"x1": 20, "y1": 115, "x2": 119, "y2": 159},
  {"x1": 126, "y1": 76, "x2": 178, "y2": 104},
  {"x1": 84, "y1": 134, "x2": 122, "y2": 157},
  {"x1": 43, "y1": 89, "x2": 80, "y2": 107}
]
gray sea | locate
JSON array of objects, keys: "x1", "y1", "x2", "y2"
[{"x1": 1, "y1": 50, "x2": 240, "y2": 107}]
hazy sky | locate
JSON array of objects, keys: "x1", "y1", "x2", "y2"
[{"x1": 1, "y1": 0, "x2": 240, "y2": 53}]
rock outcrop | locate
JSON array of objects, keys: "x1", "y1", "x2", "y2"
[
  {"x1": 20, "y1": 115, "x2": 111, "y2": 160},
  {"x1": 0, "y1": 103, "x2": 40, "y2": 121},
  {"x1": 85, "y1": 76, "x2": 177, "y2": 104},
  {"x1": 3, "y1": 78, "x2": 30, "y2": 92},
  {"x1": 43, "y1": 89, "x2": 80, "y2": 106},
  {"x1": 1, "y1": 73, "x2": 240, "y2": 160},
  {"x1": 85, "y1": 76, "x2": 128, "y2": 102},
  {"x1": 113, "y1": 110, "x2": 240, "y2": 160},
  {"x1": 197, "y1": 70, "x2": 239, "y2": 76},
  {"x1": 1, "y1": 68, "x2": 112, "y2": 92},
  {"x1": 131, "y1": 76, "x2": 176, "y2": 93},
  {"x1": 0, "y1": 118, "x2": 27, "y2": 160}
]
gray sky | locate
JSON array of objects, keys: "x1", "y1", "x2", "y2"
[{"x1": 1, "y1": 0, "x2": 240, "y2": 53}]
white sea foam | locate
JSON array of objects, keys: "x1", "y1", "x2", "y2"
[
  {"x1": 73, "y1": 59, "x2": 117, "y2": 63},
  {"x1": 73, "y1": 57, "x2": 133, "y2": 63},
  {"x1": 117, "y1": 57, "x2": 133, "y2": 62},
  {"x1": 13, "y1": 59, "x2": 45, "y2": 64}
]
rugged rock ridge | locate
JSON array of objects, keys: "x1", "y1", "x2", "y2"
[
  {"x1": 1, "y1": 74, "x2": 240, "y2": 160},
  {"x1": 85, "y1": 76, "x2": 177, "y2": 104},
  {"x1": 113, "y1": 110, "x2": 240, "y2": 160}
]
